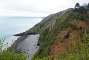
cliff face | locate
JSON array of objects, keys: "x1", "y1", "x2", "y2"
[{"x1": 13, "y1": 6, "x2": 89, "y2": 60}]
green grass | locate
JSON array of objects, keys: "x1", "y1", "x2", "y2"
[
  {"x1": 33, "y1": 53, "x2": 89, "y2": 60},
  {"x1": 0, "y1": 35, "x2": 27, "y2": 60},
  {"x1": 0, "y1": 50, "x2": 27, "y2": 60}
]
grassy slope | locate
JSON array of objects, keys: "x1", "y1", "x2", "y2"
[
  {"x1": 30, "y1": 8, "x2": 89, "y2": 60},
  {"x1": 0, "y1": 36, "x2": 27, "y2": 60},
  {"x1": 0, "y1": 50, "x2": 27, "y2": 60}
]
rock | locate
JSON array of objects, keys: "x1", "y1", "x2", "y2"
[{"x1": 14, "y1": 32, "x2": 38, "y2": 36}]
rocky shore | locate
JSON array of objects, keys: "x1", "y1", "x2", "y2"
[{"x1": 13, "y1": 34, "x2": 39, "y2": 60}]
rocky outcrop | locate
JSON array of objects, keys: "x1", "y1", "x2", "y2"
[{"x1": 14, "y1": 32, "x2": 38, "y2": 36}]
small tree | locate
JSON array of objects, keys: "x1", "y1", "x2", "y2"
[
  {"x1": 75, "y1": 3, "x2": 80, "y2": 9},
  {"x1": 88, "y1": 3, "x2": 89, "y2": 8}
]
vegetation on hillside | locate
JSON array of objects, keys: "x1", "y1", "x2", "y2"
[{"x1": 30, "y1": 3, "x2": 89, "y2": 60}]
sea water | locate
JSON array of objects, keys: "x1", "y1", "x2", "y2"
[{"x1": 0, "y1": 16, "x2": 43, "y2": 48}]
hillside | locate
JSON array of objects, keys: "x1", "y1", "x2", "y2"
[
  {"x1": 13, "y1": 4, "x2": 89, "y2": 60},
  {"x1": 29, "y1": 4, "x2": 89, "y2": 60}
]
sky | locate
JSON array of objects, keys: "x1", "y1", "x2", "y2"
[{"x1": 0, "y1": 0, "x2": 89, "y2": 17}]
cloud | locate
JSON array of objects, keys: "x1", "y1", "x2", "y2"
[{"x1": 0, "y1": 0, "x2": 89, "y2": 17}]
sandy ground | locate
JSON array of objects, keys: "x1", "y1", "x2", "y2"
[{"x1": 16, "y1": 34, "x2": 39, "y2": 60}]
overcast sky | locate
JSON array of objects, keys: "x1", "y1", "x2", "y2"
[{"x1": 0, "y1": 0, "x2": 89, "y2": 17}]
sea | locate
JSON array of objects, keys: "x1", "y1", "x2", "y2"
[{"x1": 0, "y1": 16, "x2": 43, "y2": 48}]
